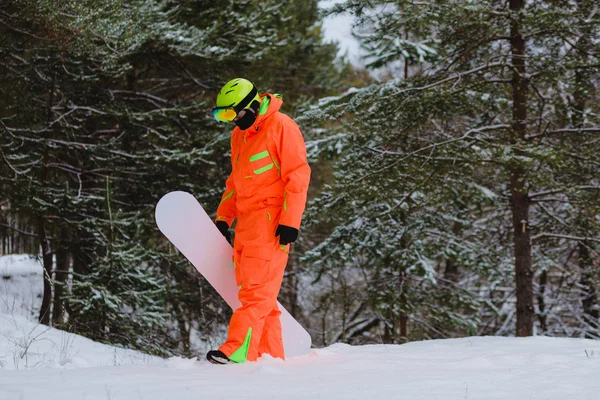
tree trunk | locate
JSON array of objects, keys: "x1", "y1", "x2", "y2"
[
  {"x1": 39, "y1": 62, "x2": 56, "y2": 325},
  {"x1": 510, "y1": 0, "x2": 533, "y2": 337},
  {"x1": 537, "y1": 270, "x2": 548, "y2": 333},
  {"x1": 444, "y1": 222, "x2": 462, "y2": 282},
  {"x1": 52, "y1": 227, "x2": 70, "y2": 326},
  {"x1": 396, "y1": 269, "x2": 408, "y2": 342},
  {"x1": 579, "y1": 242, "x2": 599, "y2": 337},
  {"x1": 444, "y1": 259, "x2": 460, "y2": 282},
  {"x1": 510, "y1": 173, "x2": 533, "y2": 336},
  {"x1": 572, "y1": 1, "x2": 598, "y2": 338},
  {"x1": 174, "y1": 303, "x2": 191, "y2": 355},
  {"x1": 38, "y1": 217, "x2": 53, "y2": 325},
  {"x1": 398, "y1": 315, "x2": 408, "y2": 341}
]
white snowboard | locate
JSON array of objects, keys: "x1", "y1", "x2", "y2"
[{"x1": 155, "y1": 191, "x2": 312, "y2": 358}]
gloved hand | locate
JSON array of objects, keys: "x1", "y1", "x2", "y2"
[
  {"x1": 275, "y1": 224, "x2": 298, "y2": 245},
  {"x1": 216, "y1": 221, "x2": 232, "y2": 244}
]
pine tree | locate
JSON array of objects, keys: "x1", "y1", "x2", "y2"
[
  {"x1": 302, "y1": 0, "x2": 600, "y2": 343},
  {"x1": 1, "y1": 0, "x2": 353, "y2": 354}
]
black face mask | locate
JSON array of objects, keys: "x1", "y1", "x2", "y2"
[
  {"x1": 234, "y1": 110, "x2": 257, "y2": 130},
  {"x1": 234, "y1": 100, "x2": 260, "y2": 130}
]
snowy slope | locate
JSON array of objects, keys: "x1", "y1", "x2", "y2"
[
  {"x1": 1, "y1": 254, "x2": 600, "y2": 400},
  {"x1": 0, "y1": 313, "x2": 162, "y2": 370},
  {"x1": 2, "y1": 336, "x2": 600, "y2": 400},
  {"x1": 1, "y1": 254, "x2": 163, "y2": 371}
]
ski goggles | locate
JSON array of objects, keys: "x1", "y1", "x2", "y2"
[
  {"x1": 212, "y1": 85, "x2": 258, "y2": 123},
  {"x1": 212, "y1": 107, "x2": 238, "y2": 122}
]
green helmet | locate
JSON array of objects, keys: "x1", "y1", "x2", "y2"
[{"x1": 215, "y1": 78, "x2": 260, "y2": 110}]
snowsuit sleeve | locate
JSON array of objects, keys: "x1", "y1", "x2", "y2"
[
  {"x1": 216, "y1": 138, "x2": 237, "y2": 226},
  {"x1": 276, "y1": 116, "x2": 311, "y2": 230}
]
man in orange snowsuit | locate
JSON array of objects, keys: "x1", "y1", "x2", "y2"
[{"x1": 207, "y1": 78, "x2": 311, "y2": 364}]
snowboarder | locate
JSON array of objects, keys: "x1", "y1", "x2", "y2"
[{"x1": 207, "y1": 78, "x2": 311, "y2": 364}]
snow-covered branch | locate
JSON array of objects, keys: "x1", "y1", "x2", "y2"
[
  {"x1": 529, "y1": 186, "x2": 600, "y2": 199},
  {"x1": 526, "y1": 127, "x2": 600, "y2": 139},
  {"x1": 532, "y1": 233, "x2": 600, "y2": 243}
]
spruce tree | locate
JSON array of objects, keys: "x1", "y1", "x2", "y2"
[
  {"x1": 303, "y1": 0, "x2": 600, "y2": 343},
  {"x1": 1, "y1": 0, "x2": 352, "y2": 354}
]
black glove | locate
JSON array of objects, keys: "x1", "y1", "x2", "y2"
[
  {"x1": 275, "y1": 224, "x2": 298, "y2": 245},
  {"x1": 216, "y1": 221, "x2": 232, "y2": 244}
]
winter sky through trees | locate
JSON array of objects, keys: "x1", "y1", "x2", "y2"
[{"x1": 320, "y1": 1, "x2": 364, "y2": 65}]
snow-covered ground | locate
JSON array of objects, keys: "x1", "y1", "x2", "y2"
[
  {"x1": 1, "y1": 313, "x2": 162, "y2": 370},
  {"x1": 2, "y1": 254, "x2": 600, "y2": 400},
  {"x1": 1, "y1": 254, "x2": 43, "y2": 321}
]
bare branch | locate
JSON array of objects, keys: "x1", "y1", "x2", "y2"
[
  {"x1": 529, "y1": 186, "x2": 599, "y2": 199},
  {"x1": 0, "y1": 222, "x2": 39, "y2": 238},
  {"x1": 527, "y1": 127, "x2": 600, "y2": 139},
  {"x1": 532, "y1": 233, "x2": 600, "y2": 243}
]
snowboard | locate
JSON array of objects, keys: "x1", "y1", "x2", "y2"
[{"x1": 155, "y1": 191, "x2": 312, "y2": 358}]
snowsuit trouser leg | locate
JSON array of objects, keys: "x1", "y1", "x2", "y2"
[
  {"x1": 218, "y1": 208, "x2": 289, "y2": 362},
  {"x1": 258, "y1": 306, "x2": 284, "y2": 359}
]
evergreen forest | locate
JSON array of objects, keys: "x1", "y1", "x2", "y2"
[{"x1": 1, "y1": 0, "x2": 598, "y2": 357}]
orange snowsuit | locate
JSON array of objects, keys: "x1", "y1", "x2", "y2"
[{"x1": 215, "y1": 93, "x2": 311, "y2": 362}]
